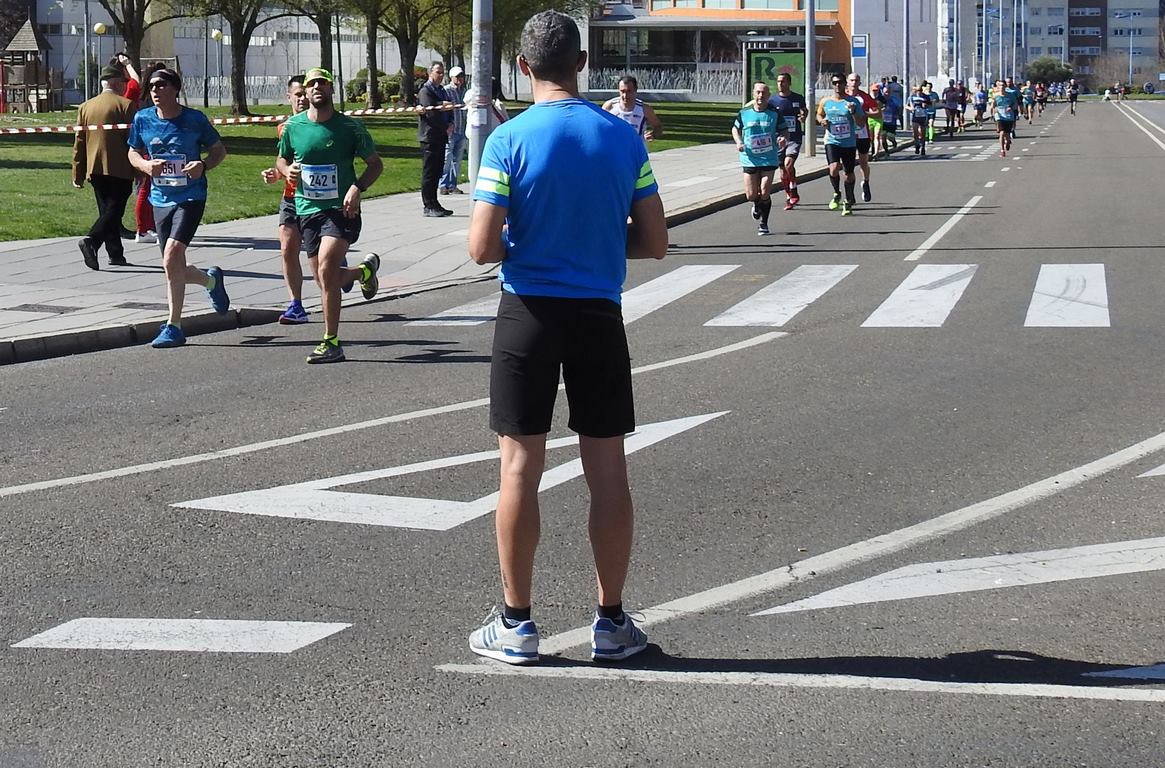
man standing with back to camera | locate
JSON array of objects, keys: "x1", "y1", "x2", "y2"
[{"x1": 466, "y1": 10, "x2": 668, "y2": 665}]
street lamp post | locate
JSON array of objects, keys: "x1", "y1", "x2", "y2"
[
  {"x1": 211, "y1": 28, "x2": 223, "y2": 106},
  {"x1": 1113, "y1": 12, "x2": 1134, "y2": 87},
  {"x1": 93, "y1": 22, "x2": 106, "y2": 74},
  {"x1": 919, "y1": 40, "x2": 928, "y2": 82}
]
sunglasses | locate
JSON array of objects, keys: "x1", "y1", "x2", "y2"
[{"x1": 149, "y1": 81, "x2": 171, "y2": 90}]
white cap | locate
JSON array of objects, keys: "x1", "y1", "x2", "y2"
[{"x1": 449, "y1": 66, "x2": 464, "y2": 77}]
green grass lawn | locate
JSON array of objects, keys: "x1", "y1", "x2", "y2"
[{"x1": 0, "y1": 100, "x2": 733, "y2": 242}]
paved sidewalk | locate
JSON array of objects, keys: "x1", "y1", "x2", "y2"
[{"x1": 0, "y1": 140, "x2": 835, "y2": 365}]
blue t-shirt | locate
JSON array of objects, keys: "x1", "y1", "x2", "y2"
[
  {"x1": 127, "y1": 106, "x2": 221, "y2": 207},
  {"x1": 767, "y1": 91, "x2": 805, "y2": 139},
  {"x1": 974, "y1": 89, "x2": 988, "y2": 107},
  {"x1": 473, "y1": 98, "x2": 658, "y2": 303},
  {"x1": 821, "y1": 97, "x2": 859, "y2": 148},
  {"x1": 993, "y1": 93, "x2": 1018, "y2": 121},
  {"x1": 734, "y1": 106, "x2": 782, "y2": 168}
]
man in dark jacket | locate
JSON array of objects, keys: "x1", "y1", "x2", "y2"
[{"x1": 417, "y1": 62, "x2": 453, "y2": 217}]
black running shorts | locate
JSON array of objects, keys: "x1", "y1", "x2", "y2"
[
  {"x1": 153, "y1": 200, "x2": 206, "y2": 252},
  {"x1": 742, "y1": 165, "x2": 778, "y2": 175},
  {"x1": 825, "y1": 144, "x2": 858, "y2": 173},
  {"x1": 996, "y1": 119, "x2": 1015, "y2": 134},
  {"x1": 300, "y1": 208, "x2": 361, "y2": 257},
  {"x1": 278, "y1": 197, "x2": 300, "y2": 229},
  {"x1": 855, "y1": 137, "x2": 872, "y2": 155},
  {"x1": 490, "y1": 291, "x2": 634, "y2": 438}
]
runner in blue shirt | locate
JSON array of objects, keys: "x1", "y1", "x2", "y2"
[
  {"x1": 126, "y1": 67, "x2": 229, "y2": 349},
  {"x1": 734, "y1": 81, "x2": 787, "y2": 235},
  {"x1": 466, "y1": 10, "x2": 668, "y2": 667},
  {"x1": 973, "y1": 83, "x2": 989, "y2": 128},
  {"x1": 992, "y1": 78, "x2": 1018, "y2": 157},
  {"x1": 906, "y1": 83, "x2": 932, "y2": 156},
  {"x1": 767, "y1": 72, "x2": 808, "y2": 209},
  {"x1": 816, "y1": 73, "x2": 865, "y2": 215}
]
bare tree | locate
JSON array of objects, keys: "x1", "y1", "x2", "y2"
[
  {"x1": 345, "y1": 0, "x2": 392, "y2": 107},
  {"x1": 378, "y1": 0, "x2": 448, "y2": 104},
  {"x1": 194, "y1": 0, "x2": 296, "y2": 113},
  {"x1": 283, "y1": 0, "x2": 339, "y2": 71},
  {"x1": 91, "y1": 0, "x2": 186, "y2": 68}
]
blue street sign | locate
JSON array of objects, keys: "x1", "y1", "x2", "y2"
[{"x1": 852, "y1": 34, "x2": 868, "y2": 58}]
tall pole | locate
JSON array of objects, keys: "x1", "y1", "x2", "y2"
[
  {"x1": 335, "y1": 14, "x2": 345, "y2": 110},
  {"x1": 83, "y1": 0, "x2": 91, "y2": 100},
  {"x1": 467, "y1": 0, "x2": 494, "y2": 189},
  {"x1": 998, "y1": 1, "x2": 1003, "y2": 80},
  {"x1": 903, "y1": 0, "x2": 910, "y2": 84},
  {"x1": 954, "y1": 0, "x2": 960, "y2": 81},
  {"x1": 203, "y1": 17, "x2": 209, "y2": 108},
  {"x1": 982, "y1": 0, "x2": 989, "y2": 85},
  {"x1": 805, "y1": 0, "x2": 816, "y2": 158},
  {"x1": 1010, "y1": 0, "x2": 1016, "y2": 79}
]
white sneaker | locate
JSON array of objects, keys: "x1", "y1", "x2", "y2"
[
  {"x1": 469, "y1": 613, "x2": 539, "y2": 665},
  {"x1": 591, "y1": 612, "x2": 648, "y2": 661},
  {"x1": 135, "y1": 231, "x2": 157, "y2": 244}
]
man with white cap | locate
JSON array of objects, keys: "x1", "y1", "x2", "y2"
[{"x1": 440, "y1": 66, "x2": 468, "y2": 195}]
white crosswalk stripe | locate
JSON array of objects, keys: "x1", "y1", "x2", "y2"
[
  {"x1": 416, "y1": 262, "x2": 1117, "y2": 331},
  {"x1": 861, "y1": 264, "x2": 977, "y2": 327},
  {"x1": 1024, "y1": 264, "x2": 1110, "y2": 327},
  {"x1": 705, "y1": 264, "x2": 857, "y2": 327}
]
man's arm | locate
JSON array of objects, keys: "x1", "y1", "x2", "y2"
[
  {"x1": 643, "y1": 103, "x2": 663, "y2": 140},
  {"x1": 468, "y1": 200, "x2": 508, "y2": 265},
  {"x1": 184, "y1": 140, "x2": 226, "y2": 179},
  {"x1": 626, "y1": 193, "x2": 667, "y2": 261},
  {"x1": 601, "y1": 97, "x2": 618, "y2": 112},
  {"x1": 71, "y1": 106, "x2": 86, "y2": 187},
  {"x1": 342, "y1": 152, "x2": 384, "y2": 217},
  {"x1": 816, "y1": 102, "x2": 827, "y2": 126}
]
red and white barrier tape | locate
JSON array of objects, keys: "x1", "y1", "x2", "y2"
[{"x1": 0, "y1": 103, "x2": 465, "y2": 135}]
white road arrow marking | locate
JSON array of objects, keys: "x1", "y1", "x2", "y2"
[
  {"x1": 755, "y1": 537, "x2": 1165, "y2": 615},
  {"x1": 172, "y1": 412, "x2": 727, "y2": 530}
]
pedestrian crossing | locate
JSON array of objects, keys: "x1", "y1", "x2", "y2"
[{"x1": 409, "y1": 262, "x2": 1116, "y2": 330}]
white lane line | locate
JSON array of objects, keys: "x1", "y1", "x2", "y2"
[
  {"x1": 1001, "y1": 167, "x2": 1011, "y2": 172},
  {"x1": 984, "y1": 181, "x2": 996, "y2": 188},
  {"x1": 759, "y1": 536, "x2": 1165, "y2": 614},
  {"x1": 861, "y1": 264, "x2": 977, "y2": 328},
  {"x1": 12, "y1": 618, "x2": 350, "y2": 653},
  {"x1": 530, "y1": 426, "x2": 1165, "y2": 657},
  {"x1": 1024, "y1": 264, "x2": 1110, "y2": 327},
  {"x1": 436, "y1": 663, "x2": 1165, "y2": 702},
  {"x1": 705, "y1": 265, "x2": 857, "y2": 327},
  {"x1": 904, "y1": 195, "x2": 983, "y2": 262},
  {"x1": 0, "y1": 333, "x2": 782, "y2": 500},
  {"x1": 1022, "y1": 148, "x2": 1030, "y2": 152},
  {"x1": 621, "y1": 265, "x2": 740, "y2": 324},
  {"x1": 1112, "y1": 102, "x2": 1165, "y2": 152},
  {"x1": 409, "y1": 265, "x2": 739, "y2": 327},
  {"x1": 1118, "y1": 103, "x2": 1165, "y2": 136}
]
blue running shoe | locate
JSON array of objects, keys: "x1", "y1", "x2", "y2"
[
  {"x1": 279, "y1": 300, "x2": 309, "y2": 325},
  {"x1": 341, "y1": 255, "x2": 353, "y2": 293},
  {"x1": 150, "y1": 323, "x2": 186, "y2": 348},
  {"x1": 469, "y1": 612, "x2": 539, "y2": 665},
  {"x1": 591, "y1": 612, "x2": 648, "y2": 661},
  {"x1": 206, "y1": 266, "x2": 230, "y2": 314}
]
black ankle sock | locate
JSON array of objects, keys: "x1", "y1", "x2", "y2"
[
  {"x1": 844, "y1": 181, "x2": 856, "y2": 203},
  {"x1": 502, "y1": 604, "x2": 531, "y2": 627},
  {"x1": 598, "y1": 603, "x2": 625, "y2": 623},
  {"x1": 830, "y1": 175, "x2": 840, "y2": 194},
  {"x1": 759, "y1": 198, "x2": 772, "y2": 224}
]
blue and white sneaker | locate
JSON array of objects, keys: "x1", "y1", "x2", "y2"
[
  {"x1": 591, "y1": 612, "x2": 648, "y2": 662},
  {"x1": 469, "y1": 613, "x2": 539, "y2": 665},
  {"x1": 279, "y1": 300, "x2": 309, "y2": 325},
  {"x1": 150, "y1": 323, "x2": 186, "y2": 348},
  {"x1": 205, "y1": 266, "x2": 230, "y2": 314}
]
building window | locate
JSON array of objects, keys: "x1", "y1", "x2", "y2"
[
  {"x1": 1048, "y1": 46, "x2": 1063, "y2": 55},
  {"x1": 741, "y1": 0, "x2": 795, "y2": 7},
  {"x1": 1048, "y1": 25, "x2": 1064, "y2": 35},
  {"x1": 1068, "y1": 46, "x2": 1101, "y2": 55},
  {"x1": 1030, "y1": 47, "x2": 1042, "y2": 54},
  {"x1": 651, "y1": 0, "x2": 672, "y2": 7},
  {"x1": 703, "y1": 0, "x2": 737, "y2": 7},
  {"x1": 1069, "y1": 27, "x2": 1101, "y2": 36},
  {"x1": 1068, "y1": 7, "x2": 1101, "y2": 16},
  {"x1": 1029, "y1": 26, "x2": 1042, "y2": 35}
]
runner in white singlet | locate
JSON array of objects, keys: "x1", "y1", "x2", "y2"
[{"x1": 602, "y1": 75, "x2": 663, "y2": 142}]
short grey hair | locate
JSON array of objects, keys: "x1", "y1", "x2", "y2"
[{"x1": 520, "y1": 11, "x2": 580, "y2": 82}]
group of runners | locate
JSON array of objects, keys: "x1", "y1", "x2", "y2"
[{"x1": 731, "y1": 72, "x2": 1080, "y2": 228}]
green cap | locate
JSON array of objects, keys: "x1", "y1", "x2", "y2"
[{"x1": 303, "y1": 67, "x2": 333, "y2": 84}]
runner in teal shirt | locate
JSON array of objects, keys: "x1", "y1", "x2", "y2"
[
  {"x1": 816, "y1": 74, "x2": 865, "y2": 215},
  {"x1": 732, "y1": 82, "x2": 787, "y2": 235}
]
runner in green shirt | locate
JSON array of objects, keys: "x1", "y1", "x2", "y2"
[{"x1": 276, "y1": 66, "x2": 383, "y2": 364}]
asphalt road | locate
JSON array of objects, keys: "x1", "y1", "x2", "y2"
[{"x1": 3, "y1": 100, "x2": 1165, "y2": 767}]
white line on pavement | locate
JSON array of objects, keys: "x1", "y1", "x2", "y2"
[
  {"x1": 1024, "y1": 264, "x2": 1110, "y2": 327},
  {"x1": 528, "y1": 426, "x2": 1165, "y2": 657},
  {"x1": 435, "y1": 663, "x2": 1165, "y2": 702},
  {"x1": 0, "y1": 334, "x2": 783, "y2": 500},
  {"x1": 1112, "y1": 102, "x2": 1165, "y2": 152},
  {"x1": 13, "y1": 618, "x2": 350, "y2": 653},
  {"x1": 904, "y1": 196, "x2": 983, "y2": 262},
  {"x1": 984, "y1": 181, "x2": 996, "y2": 188},
  {"x1": 1001, "y1": 167, "x2": 1010, "y2": 172}
]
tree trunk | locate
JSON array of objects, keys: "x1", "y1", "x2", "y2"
[
  {"x1": 366, "y1": 14, "x2": 379, "y2": 108},
  {"x1": 315, "y1": 10, "x2": 334, "y2": 71},
  {"x1": 395, "y1": 34, "x2": 419, "y2": 104},
  {"x1": 228, "y1": 18, "x2": 251, "y2": 115}
]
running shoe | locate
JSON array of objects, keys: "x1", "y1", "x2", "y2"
[
  {"x1": 78, "y1": 239, "x2": 99, "y2": 271},
  {"x1": 789, "y1": 194, "x2": 800, "y2": 206},
  {"x1": 135, "y1": 231, "x2": 157, "y2": 244},
  {"x1": 279, "y1": 301, "x2": 309, "y2": 325},
  {"x1": 784, "y1": 200, "x2": 795, "y2": 211},
  {"x1": 341, "y1": 255, "x2": 353, "y2": 293},
  {"x1": 591, "y1": 613, "x2": 648, "y2": 662},
  {"x1": 469, "y1": 612, "x2": 540, "y2": 665},
  {"x1": 841, "y1": 201, "x2": 853, "y2": 216},
  {"x1": 306, "y1": 339, "x2": 345, "y2": 364},
  {"x1": 861, "y1": 180, "x2": 872, "y2": 203},
  {"x1": 751, "y1": 203, "x2": 759, "y2": 221},
  {"x1": 828, "y1": 193, "x2": 841, "y2": 210},
  {"x1": 358, "y1": 253, "x2": 380, "y2": 300},
  {"x1": 205, "y1": 266, "x2": 230, "y2": 314},
  {"x1": 757, "y1": 223, "x2": 770, "y2": 236},
  {"x1": 150, "y1": 323, "x2": 186, "y2": 348}
]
